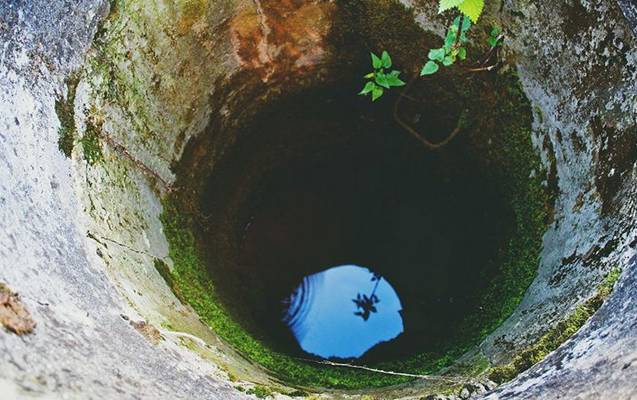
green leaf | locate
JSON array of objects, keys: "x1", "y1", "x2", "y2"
[
  {"x1": 458, "y1": 47, "x2": 467, "y2": 60},
  {"x1": 371, "y1": 52, "x2": 382, "y2": 69},
  {"x1": 371, "y1": 86, "x2": 384, "y2": 101},
  {"x1": 452, "y1": 16, "x2": 471, "y2": 44},
  {"x1": 359, "y1": 81, "x2": 376, "y2": 95},
  {"x1": 457, "y1": 0, "x2": 485, "y2": 23},
  {"x1": 386, "y1": 71, "x2": 406, "y2": 87},
  {"x1": 461, "y1": 16, "x2": 472, "y2": 32},
  {"x1": 442, "y1": 55, "x2": 455, "y2": 66},
  {"x1": 364, "y1": 72, "x2": 375, "y2": 79},
  {"x1": 488, "y1": 26, "x2": 502, "y2": 47},
  {"x1": 375, "y1": 72, "x2": 390, "y2": 89},
  {"x1": 444, "y1": 28, "x2": 457, "y2": 49},
  {"x1": 421, "y1": 61, "x2": 439, "y2": 76},
  {"x1": 381, "y1": 51, "x2": 392, "y2": 68},
  {"x1": 438, "y1": 0, "x2": 464, "y2": 13},
  {"x1": 428, "y1": 48, "x2": 446, "y2": 62}
]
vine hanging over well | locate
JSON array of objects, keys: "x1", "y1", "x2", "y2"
[{"x1": 360, "y1": 0, "x2": 503, "y2": 101}]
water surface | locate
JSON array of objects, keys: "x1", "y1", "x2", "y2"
[{"x1": 284, "y1": 265, "x2": 403, "y2": 359}]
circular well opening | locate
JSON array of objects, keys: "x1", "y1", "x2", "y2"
[
  {"x1": 198, "y1": 81, "x2": 520, "y2": 365},
  {"x1": 162, "y1": 3, "x2": 550, "y2": 389}
]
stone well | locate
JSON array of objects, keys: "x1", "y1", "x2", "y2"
[{"x1": 1, "y1": 0, "x2": 636, "y2": 399}]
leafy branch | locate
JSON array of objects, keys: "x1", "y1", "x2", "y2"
[
  {"x1": 359, "y1": 0, "x2": 504, "y2": 109},
  {"x1": 421, "y1": 15, "x2": 471, "y2": 76},
  {"x1": 359, "y1": 51, "x2": 406, "y2": 101}
]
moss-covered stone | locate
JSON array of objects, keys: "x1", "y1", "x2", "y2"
[
  {"x1": 80, "y1": 120, "x2": 103, "y2": 166},
  {"x1": 246, "y1": 385, "x2": 274, "y2": 399},
  {"x1": 488, "y1": 268, "x2": 622, "y2": 384},
  {"x1": 55, "y1": 74, "x2": 80, "y2": 158},
  {"x1": 161, "y1": 198, "x2": 413, "y2": 389},
  {"x1": 78, "y1": 0, "x2": 627, "y2": 393},
  {"x1": 153, "y1": 259, "x2": 187, "y2": 304}
]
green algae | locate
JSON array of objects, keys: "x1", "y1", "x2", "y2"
[
  {"x1": 55, "y1": 71, "x2": 104, "y2": 166},
  {"x1": 246, "y1": 385, "x2": 274, "y2": 399},
  {"x1": 153, "y1": 258, "x2": 187, "y2": 304}
]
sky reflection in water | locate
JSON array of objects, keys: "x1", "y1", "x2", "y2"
[{"x1": 283, "y1": 265, "x2": 404, "y2": 359}]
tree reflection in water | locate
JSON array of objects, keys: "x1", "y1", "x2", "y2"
[
  {"x1": 352, "y1": 273, "x2": 382, "y2": 321},
  {"x1": 283, "y1": 266, "x2": 403, "y2": 359}
]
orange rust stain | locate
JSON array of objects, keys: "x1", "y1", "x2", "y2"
[
  {"x1": 229, "y1": 0, "x2": 335, "y2": 82},
  {"x1": 177, "y1": 0, "x2": 207, "y2": 36}
]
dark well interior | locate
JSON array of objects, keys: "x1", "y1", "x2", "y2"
[{"x1": 196, "y1": 79, "x2": 524, "y2": 363}]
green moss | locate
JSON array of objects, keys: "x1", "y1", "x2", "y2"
[
  {"x1": 85, "y1": 1, "x2": 159, "y2": 147},
  {"x1": 246, "y1": 385, "x2": 274, "y2": 399},
  {"x1": 349, "y1": 70, "x2": 553, "y2": 380},
  {"x1": 330, "y1": 5, "x2": 552, "y2": 376},
  {"x1": 80, "y1": 120, "x2": 103, "y2": 166},
  {"x1": 55, "y1": 74, "x2": 80, "y2": 157},
  {"x1": 451, "y1": 353, "x2": 491, "y2": 377},
  {"x1": 287, "y1": 389, "x2": 310, "y2": 397},
  {"x1": 227, "y1": 371, "x2": 239, "y2": 382},
  {"x1": 161, "y1": 199, "x2": 412, "y2": 389},
  {"x1": 153, "y1": 259, "x2": 187, "y2": 303},
  {"x1": 488, "y1": 267, "x2": 622, "y2": 384}
]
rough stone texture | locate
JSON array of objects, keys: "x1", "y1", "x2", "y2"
[
  {"x1": 1, "y1": 0, "x2": 637, "y2": 399},
  {"x1": 68, "y1": 0, "x2": 337, "y2": 393},
  {"x1": 478, "y1": 0, "x2": 637, "y2": 363},
  {"x1": 483, "y1": 255, "x2": 637, "y2": 399},
  {"x1": 466, "y1": 0, "x2": 637, "y2": 397},
  {"x1": 0, "y1": 0, "x2": 244, "y2": 398},
  {"x1": 618, "y1": 0, "x2": 637, "y2": 35},
  {"x1": 405, "y1": 0, "x2": 637, "y2": 363}
]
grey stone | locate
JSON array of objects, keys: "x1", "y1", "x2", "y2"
[
  {"x1": 482, "y1": 379, "x2": 498, "y2": 391},
  {"x1": 422, "y1": 395, "x2": 448, "y2": 400},
  {"x1": 463, "y1": 382, "x2": 488, "y2": 398},
  {"x1": 617, "y1": 0, "x2": 637, "y2": 36}
]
